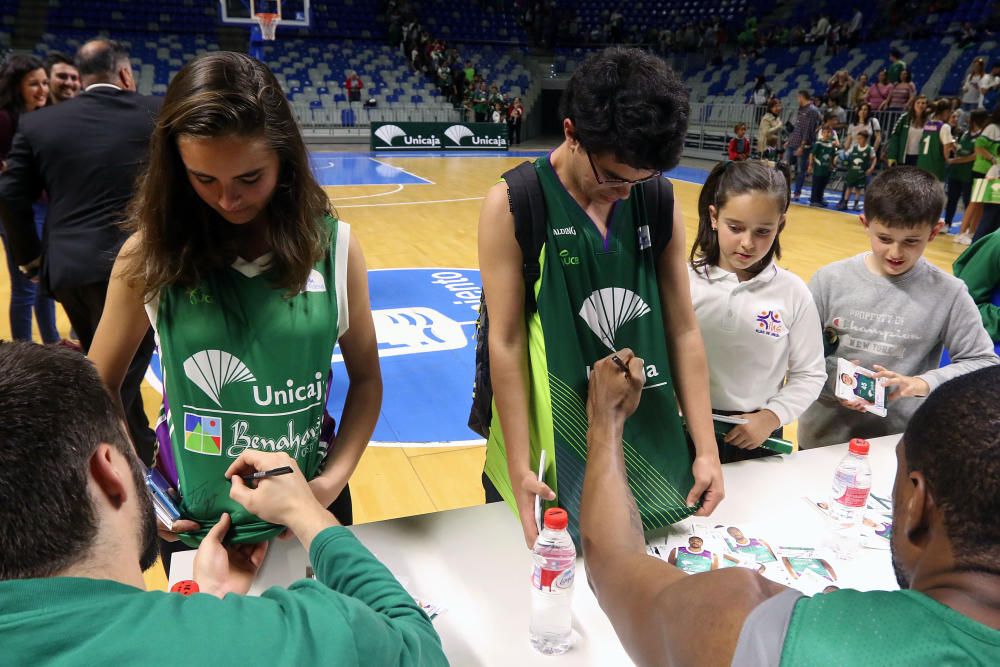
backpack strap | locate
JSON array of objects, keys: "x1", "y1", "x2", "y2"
[
  {"x1": 502, "y1": 161, "x2": 547, "y2": 313},
  {"x1": 639, "y1": 176, "x2": 676, "y2": 261}
]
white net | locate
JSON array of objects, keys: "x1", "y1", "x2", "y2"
[{"x1": 255, "y1": 13, "x2": 280, "y2": 41}]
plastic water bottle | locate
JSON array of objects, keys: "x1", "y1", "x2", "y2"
[
  {"x1": 529, "y1": 508, "x2": 576, "y2": 655},
  {"x1": 830, "y1": 438, "x2": 872, "y2": 558}
]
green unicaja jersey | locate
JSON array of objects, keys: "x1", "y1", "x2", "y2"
[
  {"x1": 674, "y1": 548, "x2": 714, "y2": 574},
  {"x1": 780, "y1": 589, "x2": 1000, "y2": 666},
  {"x1": 153, "y1": 216, "x2": 349, "y2": 545},
  {"x1": 973, "y1": 130, "x2": 1000, "y2": 175},
  {"x1": 845, "y1": 144, "x2": 875, "y2": 183},
  {"x1": 811, "y1": 140, "x2": 836, "y2": 176},
  {"x1": 917, "y1": 120, "x2": 948, "y2": 181},
  {"x1": 854, "y1": 373, "x2": 876, "y2": 402},
  {"x1": 949, "y1": 131, "x2": 977, "y2": 182},
  {"x1": 484, "y1": 157, "x2": 696, "y2": 545}
]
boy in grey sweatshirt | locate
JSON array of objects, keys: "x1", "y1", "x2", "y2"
[{"x1": 799, "y1": 167, "x2": 998, "y2": 448}]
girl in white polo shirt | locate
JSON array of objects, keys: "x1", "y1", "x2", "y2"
[{"x1": 688, "y1": 160, "x2": 826, "y2": 462}]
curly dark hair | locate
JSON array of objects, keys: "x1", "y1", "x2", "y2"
[
  {"x1": 122, "y1": 51, "x2": 332, "y2": 299},
  {"x1": 0, "y1": 54, "x2": 46, "y2": 113},
  {"x1": 559, "y1": 47, "x2": 688, "y2": 171},
  {"x1": 903, "y1": 366, "x2": 1000, "y2": 575},
  {"x1": 690, "y1": 160, "x2": 791, "y2": 277}
]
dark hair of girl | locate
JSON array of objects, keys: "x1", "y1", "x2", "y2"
[
  {"x1": 122, "y1": 51, "x2": 331, "y2": 300},
  {"x1": 690, "y1": 160, "x2": 791, "y2": 277},
  {"x1": 0, "y1": 54, "x2": 46, "y2": 113}
]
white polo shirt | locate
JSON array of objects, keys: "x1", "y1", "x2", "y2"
[{"x1": 688, "y1": 261, "x2": 826, "y2": 425}]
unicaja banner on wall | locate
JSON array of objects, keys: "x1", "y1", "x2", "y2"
[{"x1": 370, "y1": 122, "x2": 509, "y2": 151}]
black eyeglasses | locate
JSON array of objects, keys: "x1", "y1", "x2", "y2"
[{"x1": 586, "y1": 150, "x2": 661, "y2": 187}]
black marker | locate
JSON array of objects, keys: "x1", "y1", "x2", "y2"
[{"x1": 240, "y1": 465, "x2": 294, "y2": 484}]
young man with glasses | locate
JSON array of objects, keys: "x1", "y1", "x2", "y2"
[{"x1": 477, "y1": 47, "x2": 724, "y2": 550}]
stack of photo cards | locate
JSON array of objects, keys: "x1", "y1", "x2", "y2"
[
  {"x1": 834, "y1": 358, "x2": 887, "y2": 417},
  {"x1": 647, "y1": 522, "x2": 843, "y2": 596},
  {"x1": 804, "y1": 495, "x2": 893, "y2": 550}
]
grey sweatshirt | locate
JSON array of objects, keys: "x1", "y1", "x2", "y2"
[{"x1": 799, "y1": 253, "x2": 998, "y2": 448}]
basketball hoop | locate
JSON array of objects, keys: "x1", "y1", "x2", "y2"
[{"x1": 255, "y1": 12, "x2": 280, "y2": 41}]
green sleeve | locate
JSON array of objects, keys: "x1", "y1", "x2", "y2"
[
  {"x1": 887, "y1": 114, "x2": 908, "y2": 163},
  {"x1": 304, "y1": 527, "x2": 448, "y2": 666},
  {"x1": 954, "y1": 236, "x2": 1000, "y2": 341}
]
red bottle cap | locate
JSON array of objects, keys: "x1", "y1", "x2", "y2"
[
  {"x1": 848, "y1": 438, "x2": 870, "y2": 455},
  {"x1": 170, "y1": 580, "x2": 200, "y2": 596},
  {"x1": 544, "y1": 507, "x2": 568, "y2": 530}
]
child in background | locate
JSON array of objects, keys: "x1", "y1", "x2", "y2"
[
  {"x1": 916, "y1": 98, "x2": 955, "y2": 183},
  {"x1": 838, "y1": 129, "x2": 876, "y2": 211},
  {"x1": 728, "y1": 123, "x2": 751, "y2": 161},
  {"x1": 808, "y1": 125, "x2": 837, "y2": 207},
  {"x1": 798, "y1": 167, "x2": 998, "y2": 448},
  {"x1": 961, "y1": 105, "x2": 1000, "y2": 240},
  {"x1": 949, "y1": 109, "x2": 987, "y2": 244},
  {"x1": 820, "y1": 111, "x2": 841, "y2": 146},
  {"x1": 688, "y1": 160, "x2": 825, "y2": 462},
  {"x1": 761, "y1": 134, "x2": 780, "y2": 163}
]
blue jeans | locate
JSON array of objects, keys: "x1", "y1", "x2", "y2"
[
  {"x1": 785, "y1": 145, "x2": 810, "y2": 196},
  {"x1": 0, "y1": 204, "x2": 60, "y2": 343}
]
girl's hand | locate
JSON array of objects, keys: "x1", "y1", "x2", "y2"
[{"x1": 723, "y1": 410, "x2": 781, "y2": 449}]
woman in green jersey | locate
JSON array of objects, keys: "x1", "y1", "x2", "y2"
[
  {"x1": 479, "y1": 48, "x2": 724, "y2": 548},
  {"x1": 90, "y1": 53, "x2": 381, "y2": 547}
]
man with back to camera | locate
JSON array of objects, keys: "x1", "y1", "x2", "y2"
[
  {"x1": 45, "y1": 51, "x2": 80, "y2": 104},
  {"x1": 580, "y1": 349, "x2": 1000, "y2": 666},
  {"x1": 785, "y1": 89, "x2": 823, "y2": 201},
  {"x1": 0, "y1": 341, "x2": 447, "y2": 666},
  {"x1": 0, "y1": 38, "x2": 158, "y2": 463}
]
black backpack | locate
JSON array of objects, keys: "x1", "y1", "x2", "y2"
[{"x1": 468, "y1": 161, "x2": 676, "y2": 438}]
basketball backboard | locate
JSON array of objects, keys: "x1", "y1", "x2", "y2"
[{"x1": 219, "y1": 0, "x2": 310, "y2": 27}]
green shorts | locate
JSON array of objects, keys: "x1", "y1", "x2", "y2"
[{"x1": 845, "y1": 173, "x2": 867, "y2": 188}]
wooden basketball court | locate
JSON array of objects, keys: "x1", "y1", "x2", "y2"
[{"x1": 0, "y1": 150, "x2": 966, "y2": 531}]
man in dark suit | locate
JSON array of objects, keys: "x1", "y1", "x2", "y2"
[{"x1": 0, "y1": 39, "x2": 160, "y2": 463}]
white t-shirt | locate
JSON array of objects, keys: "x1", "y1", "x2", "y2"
[
  {"x1": 906, "y1": 124, "x2": 924, "y2": 156},
  {"x1": 939, "y1": 121, "x2": 954, "y2": 146},
  {"x1": 687, "y1": 261, "x2": 826, "y2": 424},
  {"x1": 846, "y1": 117, "x2": 881, "y2": 148}
]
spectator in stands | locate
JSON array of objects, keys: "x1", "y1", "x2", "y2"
[
  {"x1": 846, "y1": 102, "x2": 882, "y2": 153},
  {"x1": 451, "y1": 63, "x2": 465, "y2": 107},
  {"x1": 728, "y1": 123, "x2": 751, "y2": 161},
  {"x1": 344, "y1": 70, "x2": 363, "y2": 104},
  {"x1": 887, "y1": 95, "x2": 929, "y2": 166},
  {"x1": 805, "y1": 14, "x2": 831, "y2": 44},
  {"x1": 824, "y1": 97, "x2": 848, "y2": 134},
  {"x1": 885, "y1": 69, "x2": 916, "y2": 111},
  {"x1": 473, "y1": 82, "x2": 489, "y2": 122},
  {"x1": 0, "y1": 343, "x2": 446, "y2": 667},
  {"x1": 785, "y1": 90, "x2": 824, "y2": 200},
  {"x1": 866, "y1": 70, "x2": 893, "y2": 111},
  {"x1": 961, "y1": 58, "x2": 988, "y2": 113},
  {"x1": 507, "y1": 97, "x2": 524, "y2": 146},
  {"x1": 0, "y1": 39, "x2": 159, "y2": 462},
  {"x1": 887, "y1": 47, "x2": 907, "y2": 84},
  {"x1": 747, "y1": 75, "x2": 771, "y2": 128},
  {"x1": 947, "y1": 109, "x2": 986, "y2": 242},
  {"x1": 757, "y1": 98, "x2": 783, "y2": 155},
  {"x1": 845, "y1": 7, "x2": 864, "y2": 46},
  {"x1": 826, "y1": 70, "x2": 854, "y2": 107},
  {"x1": 956, "y1": 21, "x2": 979, "y2": 48},
  {"x1": 580, "y1": 356, "x2": 1000, "y2": 667},
  {"x1": 849, "y1": 73, "x2": 869, "y2": 110},
  {"x1": 45, "y1": 52, "x2": 80, "y2": 105},
  {"x1": 0, "y1": 55, "x2": 60, "y2": 346}
]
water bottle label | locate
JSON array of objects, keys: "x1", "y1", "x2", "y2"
[
  {"x1": 532, "y1": 564, "x2": 575, "y2": 592},
  {"x1": 832, "y1": 470, "x2": 870, "y2": 509}
]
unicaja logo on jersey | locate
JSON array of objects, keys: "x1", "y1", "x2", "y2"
[
  {"x1": 579, "y1": 288, "x2": 651, "y2": 350},
  {"x1": 183, "y1": 350, "x2": 257, "y2": 407}
]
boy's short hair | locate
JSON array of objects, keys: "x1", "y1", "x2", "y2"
[
  {"x1": 797, "y1": 89, "x2": 811, "y2": 100},
  {"x1": 856, "y1": 129, "x2": 870, "y2": 139},
  {"x1": 734, "y1": 122, "x2": 746, "y2": 131},
  {"x1": 864, "y1": 167, "x2": 946, "y2": 228},
  {"x1": 823, "y1": 111, "x2": 838, "y2": 123},
  {"x1": 819, "y1": 125, "x2": 832, "y2": 134},
  {"x1": 560, "y1": 47, "x2": 689, "y2": 171}
]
